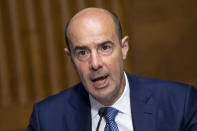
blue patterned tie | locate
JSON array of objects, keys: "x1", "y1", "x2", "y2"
[{"x1": 104, "y1": 107, "x2": 119, "y2": 131}]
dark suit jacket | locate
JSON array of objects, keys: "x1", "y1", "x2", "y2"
[{"x1": 27, "y1": 73, "x2": 197, "y2": 131}]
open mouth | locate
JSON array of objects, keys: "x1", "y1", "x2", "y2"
[{"x1": 91, "y1": 74, "x2": 109, "y2": 88}]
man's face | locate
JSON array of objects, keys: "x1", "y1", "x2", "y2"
[{"x1": 66, "y1": 11, "x2": 128, "y2": 105}]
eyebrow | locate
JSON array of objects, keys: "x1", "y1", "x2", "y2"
[
  {"x1": 100, "y1": 40, "x2": 113, "y2": 45},
  {"x1": 97, "y1": 41, "x2": 114, "y2": 48},
  {"x1": 74, "y1": 46, "x2": 88, "y2": 52},
  {"x1": 73, "y1": 40, "x2": 114, "y2": 52}
]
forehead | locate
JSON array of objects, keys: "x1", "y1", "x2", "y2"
[{"x1": 67, "y1": 10, "x2": 117, "y2": 48}]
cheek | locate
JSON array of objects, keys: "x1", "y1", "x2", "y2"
[
  {"x1": 104, "y1": 52, "x2": 124, "y2": 73},
  {"x1": 108, "y1": 50, "x2": 123, "y2": 66},
  {"x1": 77, "y1": 64, "x2": 90, "y2": 80}
]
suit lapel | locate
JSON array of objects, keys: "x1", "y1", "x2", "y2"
[
  {"x1": 127, "y1": 74, "x2": 157, "y2": 131},
  {"x1": 66, "y1": 84, "x2": 92, "y2": 131}
]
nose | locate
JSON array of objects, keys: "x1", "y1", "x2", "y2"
[{"x1": 89, "y1": 51, "x2": 103, "y2": 71}]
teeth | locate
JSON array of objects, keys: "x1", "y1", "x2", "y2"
[{"x1": 95, "y1": 78, "x2": 105, "y2": 84}]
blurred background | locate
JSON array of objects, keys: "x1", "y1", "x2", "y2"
[{"x1": 0, "y1": 0, "x2": 196, "y2": 130}]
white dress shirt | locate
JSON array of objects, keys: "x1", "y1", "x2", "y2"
[{"x1": 89, "y1": 72, "x2": 134, "y2": 131}]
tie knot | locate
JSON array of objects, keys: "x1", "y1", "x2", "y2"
[{"x1": 105, "y1": 107, "x2": 118, "y2": 123}]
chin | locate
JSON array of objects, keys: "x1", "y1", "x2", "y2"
[{"x1": 96, "y1": 90, "x2": 115, "y2": 100}]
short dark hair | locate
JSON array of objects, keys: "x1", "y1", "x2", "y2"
[
  {"x1": 65, "y1": 11, "x2": 123, "y2": 51},
  {"x1": 109, "y1": 11, "x2": 123, "y2": 43},
  {"x1": 65, "y1": 20, "x2": 71, "y2": 50}
]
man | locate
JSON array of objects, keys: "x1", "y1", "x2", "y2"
[{"x1": 27, "y1": 8, "x2": 197, "y2": 131}]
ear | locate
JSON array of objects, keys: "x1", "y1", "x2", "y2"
[
  {"x1": 121, "y1": 36, "x2": 129, "y2": 60},
  {"x1": 64, "y1": 48, "x2": 70, "y2": 56},
  {"x1": 64, "y1": 48, "x2": 75, "y2": 65}
]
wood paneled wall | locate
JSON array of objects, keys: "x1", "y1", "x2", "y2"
[{"x1": 0, "y1": 0, "x2": 196, "y2": 130}]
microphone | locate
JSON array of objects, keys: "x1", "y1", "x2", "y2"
[{"x1": 96, "y1": 107, "x2": 107, "y2": 131}]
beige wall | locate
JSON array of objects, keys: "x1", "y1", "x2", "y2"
[{"x1": 0, "y1": 0, "x2": 196, "y2": 130}]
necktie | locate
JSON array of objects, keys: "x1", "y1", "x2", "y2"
[{"x1": 104, "y1": 107, "x2": 119, "y2": 131}]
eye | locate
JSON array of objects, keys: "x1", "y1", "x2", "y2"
[
  {"x1": 102, "y1": 45, "x2": 111, "y2": 50},
  {"x1": 75, "y1": 49, "x2": 90, "y2": 61},
  {"x1": 99, "y1": 43, "x2": 113, "y2": 55},
  {"x1": 77, "y1": 50, "x2": 87, "y2": 56}
]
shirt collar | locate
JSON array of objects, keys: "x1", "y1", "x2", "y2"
[{"x1": 89, "y1": 72, "x2": 131, "y2": 119}]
